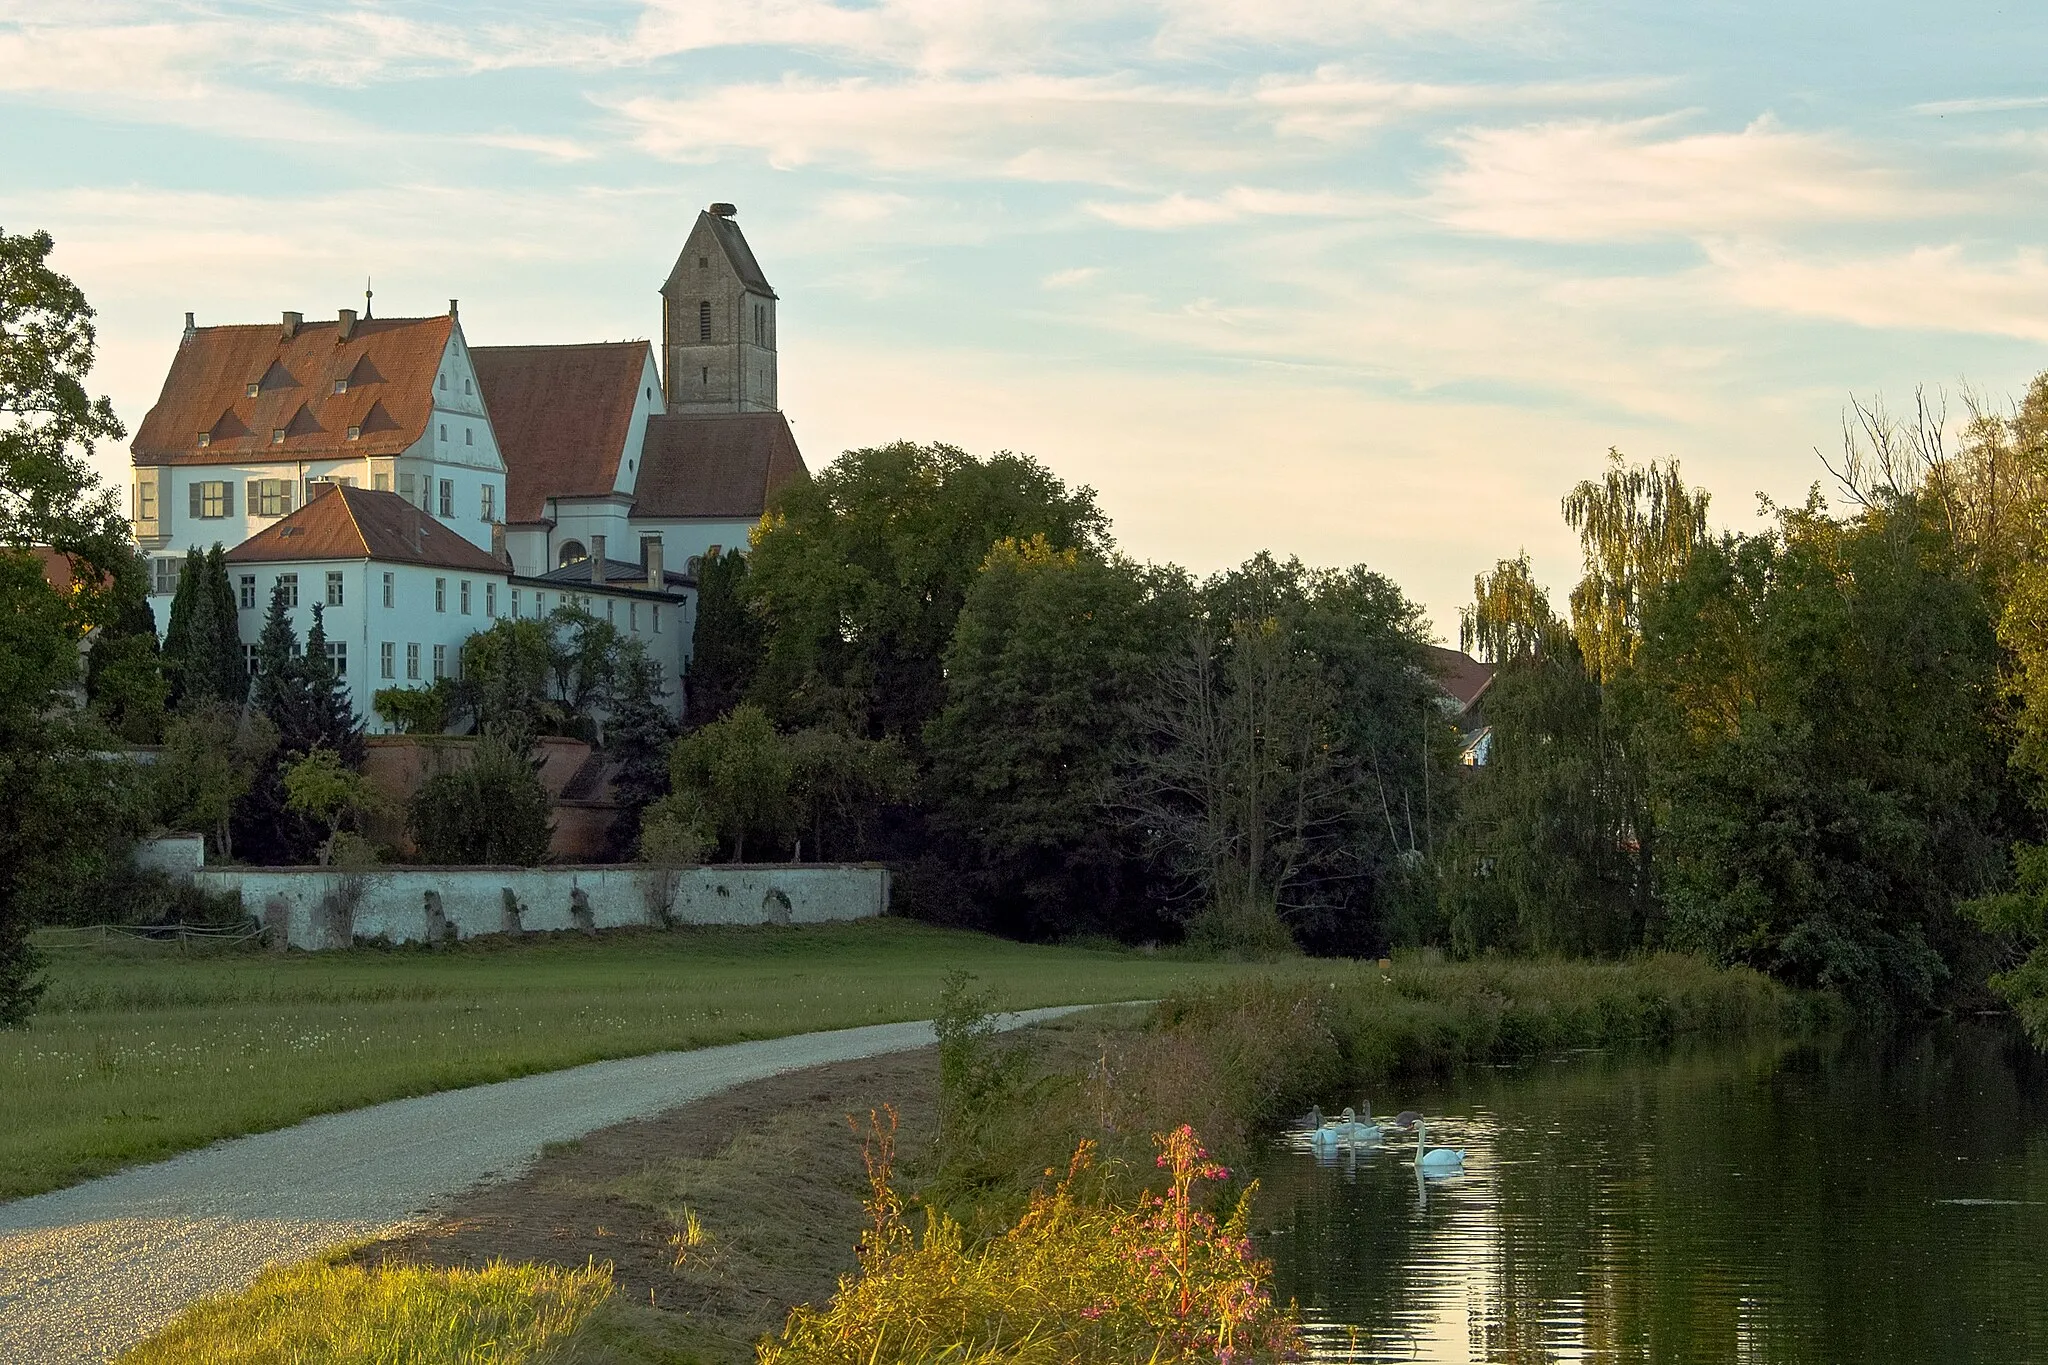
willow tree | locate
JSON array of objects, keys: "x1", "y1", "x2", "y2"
[
  {"x1": 1459, "y1": 551, "x2": 1564, "y2": 665},
  {"x1": 1561, "y1": 451, "x2": 1711, "y2": 683}
]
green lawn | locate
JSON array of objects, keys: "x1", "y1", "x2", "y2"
[{"x1": 2, "y1": 920, "x2": 1311, "y2": 1200}]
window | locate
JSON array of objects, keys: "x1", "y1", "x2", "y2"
[
  {"x1": 195, "y1": 431, "x2": 209, "y2": 448},
  {"x1": 485, "y1": 582, "x2": 496, "y2": 617},
  {"x1": 629, "y1": 601, "x2": 638, "y2": 631},
  {"x1": 135, "y1": 474, "x2": 159, "y2": 526},
  {"x1": 239, "y1": 574, "x2": 256, "y2": 610},
  {"x1": 398, "y1": 472, "x2": 415, "y2": 503},
  {"x1": 333, "y1": 379, "x2": 348, "y2": 395},
  {"x1": 481, "y1": 485, "x2": 495, "y2": 522},
  {"x1": 151, "y1": 557, "x2": 181, "y2": 596},
  {"x1": 346, "y1": 425, "x2": 361, "y2": 441},
  {"x1": 652, "y1": 604, "x2": 661, "y2": 633},
  {"x1": 243, "y1": 643, "x2": 259, "y2": 676},
  {"x1": 271, "y1": 428, "x2": 286, "y2": 445},
  {"x1": 380, "y1": 642, "x2": 394, "y2": 679},
  {"x1": 605, "y1": 599, "x2": 614, "y2": 625},
  {"x1": 406, "y1": 642, "x2": 420, "y2": 680},
  {"x1": 459, "y1": 580, "x2": 471, "y2": 615},
  {"x1": 432, "y1": 644, "x2": 446, "y2": 680},
  {"x1": 511, "y1": 587, "x2": 520, "y2": 617},
  {"x1": 438, "y1": 374, "x2": 447, "y2": 391},
  {"x1": 277, "y1": 572, "x2": 298, "y2": 608},
  {"x1": 189, "y1": 480, "x2": 231, "y2": 519},
  {"x1": 464, "y1": 428, "x2": 472, "y2": 446},
  {"x1": 557, "y1": 540, "x2": 586, "y2": 567},
  {"x1": 699, "y1": 255, "x2": 708, "y2": 268},
  {"x1": 382, "y1": 571, "x2": 394, "y2": 608},
  {"x1": 323, "y1": 640, "x2": 347, "y2": 677},
  {"x1": 438, "y1": 479, "x2": 453, "y2": 517},
  {"x1": 535, "y1": 591, "x2": 545, "y2": 616},
  {"x1": 326, "y1": 570, "x2": 344, "y2": 606},
  {"x1": 434, "y1": 578, "x2": 446, "y2": 612},
  {"x1": 246, "y1": 382, "x2": 260, "y2": 398},
  {"x1": 698, "y1": 300, "x2": 711, "y2": 340},
  {"x1": 700, "y1": 366, "x2": 708, "y2": 387},
  {"x1": 252, "y1": 479, "x2": 293, "y2": 518},
  {"x1": 439, "y1": 424, "x2": 448, "y2": 442},
  {"x1": 464, "y1": 377, "x2": 472, "y2": 395},
  {"x1": 372, "y1": 469, "x2": 390, "y2": 491}
]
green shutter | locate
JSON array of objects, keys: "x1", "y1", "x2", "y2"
[
  {"x1": 221, "y1": 481, "x2": 235, "y2": 516},
  {"x1": 246, "y1": 479, "x2": 260, "y2": 515},
  {"x1": 189, "y1": 482, "x2": 202, "y2": 518}
]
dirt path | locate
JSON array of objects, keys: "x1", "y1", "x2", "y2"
[{"x1": 0, "y1": 1007, "x2": 1096, "y2": 1364}]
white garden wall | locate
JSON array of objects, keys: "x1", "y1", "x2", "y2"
[{"x1": 195, "y1": 864, "x2": 890, "y2": 950}]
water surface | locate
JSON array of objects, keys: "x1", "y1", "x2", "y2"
[{"x1": 1252, "y1": 1026, "x2": 2048, "y2": 1363}]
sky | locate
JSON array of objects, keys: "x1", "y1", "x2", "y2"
[{"x1": 7, "y1": 0, "x2": 2048, "y2": 640}]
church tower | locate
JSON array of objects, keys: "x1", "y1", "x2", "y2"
[{"x1": 660, "y1": 203, "x2": 778, "y2": 414}]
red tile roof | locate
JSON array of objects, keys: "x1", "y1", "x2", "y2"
[
  {"x1": 632, "y1": 412, "x2": 807, "y2": 519},
  {"x1": 470, "y1": 342, "x2": 652, "y2": 524},
  {"x1": 132, "y1": 314, "x2": 455, "y2": 466},
  {"x1": 1423, "y1": 645, "x2": 1495, "y2": 713},
  {"x1": 225, "y1": 484, "x2": 507, "y2": 574},
  {"x1": 29, "y1": 546, "x2": 109, "y2": 595}
]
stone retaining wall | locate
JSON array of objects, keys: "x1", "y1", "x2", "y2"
[{"x1": 192, "y1": 864, "x2": 891, "y2": 950}]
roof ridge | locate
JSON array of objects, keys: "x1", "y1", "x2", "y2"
[{"x1": 337, "y1": 483, "x2": 371, "y2": 556}]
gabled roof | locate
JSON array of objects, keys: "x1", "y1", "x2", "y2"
[
  {"x1": 1423, "y1": 645, "x2": 1495, "y2": 714},
  {"x1": 663, "y1": 209, "x2": 775, "y2": 298},
  {"x1": 224, "y1": 485, "x2": 507, "y2": 574},
  {"x1": 632, "y1": 412, "x2": 807, "y2": 520},
  {"x1": 132, "y1": 314, "x2": 455, "y2": 466},
  {"x1": 470, "y1": 341, "x2": 652, "y2": 524}
]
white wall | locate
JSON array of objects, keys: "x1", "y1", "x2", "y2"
[
  {"x1": 626, "y1": 517, "x2": 760, "y2": 576},
  {"x1": 201, "y1": 864, "x2": 891, "y2": 949}
]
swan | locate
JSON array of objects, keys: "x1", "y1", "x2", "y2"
[
  {"x1": 1414, "y1": 1117, "x2": 1465, "y2": 1176},
  {"x1": 1331, "y1": 1104, "x2": 1384, "y2": 1143}
]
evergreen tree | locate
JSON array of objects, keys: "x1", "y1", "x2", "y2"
[
  {"x1": 298, "y1": 602, "x2": 364, "y2": 767},
  {"x1": 85, "y1": 552, "x2": 167, "y2": 743},
  {"x1": 603, "y1": 641, "x2": 676, "y2": 857},
  {"x1": 686, "y1": 548, "x2": 763, "y2": 729},
  {"x1": 159, "y1": 546, "x2": 203, "y2": 707},
  {"x1": 201, "y1": 545, "x2": 245, "y2": 702}
]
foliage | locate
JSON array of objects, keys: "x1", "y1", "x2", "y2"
[
  {"x1": 282, "y1": 747, "x2": 384, "y2": 867},
  {"x1": 687, "y1": 545, "x2": 764, "y2": 729},
  {"x1": 84, "y1": 547, "x2": 167, "y2": 743},
  {"x1": 1460, "y1": 551, "x2": 1564, "y2": 665},
  {"x1": 638, "y1": 792, "x2": 713, "y2": 867},
  {"x1": 670, "y1": 703, "x2": 793, "y2": 862},
  {"x1": 548, "y1": 603, "x2": 625, "y2": 735},
  {"x1": 1961, "y1": 843, "x2": 2048, "y2": 1047},
  {"x1": 407, "y1": 730, "x2": 553, "y2": 866},
  {"x1": 759, "y1": 1116, "x2": 1298, "y2": 1365},
  {"x1": 250, "y1": 586, "x2": 362, "y2": 766},
  {"x1": 162, "y1": 545, "x2": 243, "y2": 711},
  {"x1": 0, "y1": 227, "x2": 139, "y2": 1024},
  {"x1": 925, "y1": 539, "x2": 1191, "y2": 937},
  {"x1": 372, "y1": 679, "x2": 457, "y2": 735},
  {"x1": 746, "y1": 441, "x2": 1110, "y2": 740},
  {"x1": 152, "y1": 703, "x2": 278, "y2": 861},
  {"x1": 120, "y1": 1254, "x2": 612, "y2": 1365},
  {"x1": 457, "y1": 615, "x2": 557, "y2": 739},
  {"x1": 787, "y1": 725, "x2": 913, "y2": 862},
  {"x1": 1560, "y1": 449, "x2": 1711, "y2": 683},
  {"x1": 1637, "y1": 497, "x2": 2011, "y2": 1003},
  {"x1": 604, "y1": 640, "x2": 676, "y2": 858}
]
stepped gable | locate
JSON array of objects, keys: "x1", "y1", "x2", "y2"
[
  {"x1": 632, "y1": 411, "x2": 806, "y2": 520},
  {"x1": 470, "y1": 341, "x2": 653, "y2": 525},
  {"x1": 132, "y1": 314, "x2": 455, "y2": 465},
  {"x1": 224, "y1": 484, "x2": 506, "y2": 574}
]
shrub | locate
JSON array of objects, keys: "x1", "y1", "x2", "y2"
[
  {"x1": 760, "y1": 1114, "x2": 1299, "y2": 1365},
  {"x1": 408, "y1": 731, "x2": 553, "y2": 865},
  {"x1": 373, "y1": 680, "x2": 457, "y2": 735}
]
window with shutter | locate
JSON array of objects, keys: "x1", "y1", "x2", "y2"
[{"x1": 189, "y1": 483, "x2": 202, "y2": 518}]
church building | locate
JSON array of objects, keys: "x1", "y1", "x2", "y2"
[{"x1": 127, "y1": 203, "x2": 806, "y2": 726}]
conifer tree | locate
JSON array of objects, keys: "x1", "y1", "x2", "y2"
[
  {"x1": 201, "y1": 545, "x2": 245, "y2": 701},
  {"x1": 603, "y1": 641, "x2": 676, "y2": 856},
  {"x1": 159, "y1": 546, "x2": 204, "y2": 706},
  {"x1": 299, "y1": 602, "x2": 365, "y2": 767}
]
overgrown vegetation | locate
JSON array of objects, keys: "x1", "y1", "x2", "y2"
[{"x1": 118, "y1": 1254, "x2": 611, "y2": 1365}]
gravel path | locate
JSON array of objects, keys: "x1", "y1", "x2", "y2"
[{"x1": 0, "y1": 1005, "x2": 1101, "y2": 1363}]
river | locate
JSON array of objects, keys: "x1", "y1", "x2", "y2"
[{"x1": 1251, "y1": 1025, "x2": 2048, "y2": 1363}]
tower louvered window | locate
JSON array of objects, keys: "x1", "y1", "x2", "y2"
[{"x1": 698, "y1": 300, "x2": 711, "y2": 340}]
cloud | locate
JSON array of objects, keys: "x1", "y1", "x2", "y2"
[
  {"x1": 1913, "y1": 94, "x2": 2048, "y2": 115},
  {"x1": 1149, "y1": 0, "x2": 1534, "y2": 53},
  {"x1": 1042, "y1": 266, "x2": 1104, "y2": 288},
  {"x1": 1085, "y1": 186, "x2": 1367, "y2": 228},
  {"x1": 1430, "y1": 115, "x2": 1917, "y2": 241},
  {"x1": 1705, "y1": 241, "x2": 2048, "y2": 342}
]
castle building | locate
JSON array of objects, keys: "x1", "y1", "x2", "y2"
[{"x1": 128, "y1": 204, "x2": 806, "y2": 726}]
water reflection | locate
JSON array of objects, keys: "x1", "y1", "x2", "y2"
[{"x1": 1254, "y1": 1026, "x2": 2048, "y2": 1364}]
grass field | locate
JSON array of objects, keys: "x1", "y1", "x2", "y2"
[{"x1": 1, "y1": 920, "x2": 1326, "y2": 1200}]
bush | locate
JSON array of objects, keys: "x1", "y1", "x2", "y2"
[
  {"x1": 373, "y1": 680, "x2": 457, "y2": 735},
  {"x1": 760, "y1": 1114, "x2": 1298, "y2": 1365},
  {"x1": 407, "y1": 732, "x2": 553, "y2": 865}
]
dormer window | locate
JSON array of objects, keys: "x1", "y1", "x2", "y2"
[
  {"x1": 333, "y1": 379, "x2": 348, "y2": 395},
  {"x1": 347, "y1": 425, "x2": 362, "y2": 441},
  {"x1": 196, "y1": 431, "x2": 210, "y2": 447},
  {"x1": 271, "y1": 428, "x2": 286, "y2": 444},
  {"x1": 246, "y1": 382, "x2": 259, "y2": 398}
]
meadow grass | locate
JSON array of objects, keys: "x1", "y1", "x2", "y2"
[
  {"x1": 116, "y1": 1255, "x2": 612, "y2": 1364},
  {"x1": 0, "y1": 919, "x2": 1333, "y2": 1199}
]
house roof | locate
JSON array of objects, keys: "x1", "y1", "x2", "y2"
[
  {"x1": 1423, "y1": 645, "x2": 1495, "y2": 713},
  {"x1": 132, "y1": 313, "x2": 455, "y2": 466},
  {"x1": 632, "y1": 411, "x2": 807, "y2": 520},
  {"x1": 224, "y1": 484, "x2": 508, "y2": 574},
  {"x1": 29, "y1": 546, "x2": 100, "y2": 595},
  {"x1": 527, "y1": 556, "x2": 694, "y2": 594},
  {"x1": 663, "y1": 209, "x2": 776, "y2": 298},
  {"x1": 470, "y1": 341, "x2": 652, "y2": 524}
]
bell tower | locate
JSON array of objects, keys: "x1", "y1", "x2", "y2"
[{"x1": 661, "y1": 203, "x2": 778, "y2": 414}]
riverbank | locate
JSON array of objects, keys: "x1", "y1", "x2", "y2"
[{"x1": 115, "y1": 955, "x2": 1814, "y2": 1363}]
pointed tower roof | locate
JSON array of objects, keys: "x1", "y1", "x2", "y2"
[{"x1": 663, "y1": 206, "x2": 776, "y2": 298}]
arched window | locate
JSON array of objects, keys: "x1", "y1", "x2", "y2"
[{"x1": 558, "y1": 540, "x2": 587, "y2": 567}]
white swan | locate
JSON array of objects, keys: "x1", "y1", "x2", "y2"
[
  {"x1": 1305, "y1": 1105, "x2": 1378, "y2": 1155},
  {"x1": 1414, "y1": 1117, "x2": 1465, "y2": 1176},
  {"x1": 1339, "y1": 1102, "x2": 1385, "y2": 1143}
]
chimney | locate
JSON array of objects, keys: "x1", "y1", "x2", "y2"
[
  {"x1": 589, "y1": 534, "x2": 606, "y2": 584},
  {"x1": 645, "y1": 538, "x2": 663, "y2": 590},
  {"x1": 709, "y1": 202, "x2": 736, "y2": 217},
  {"x1": 183, "y1": 311, "x2": 196, "y2": 341},
  {"x1": 491, "y1": 522, "x2": 508, "y2": 565},
  {"x1": 448, "y1": 298, "x2": 459, "y2": 318},
  {"x1": 281, "y1": 310, "x2": 302, "y2": 339},
  {"x1": 338, "y1": 307, "x2": 358, "y2": 341}
]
